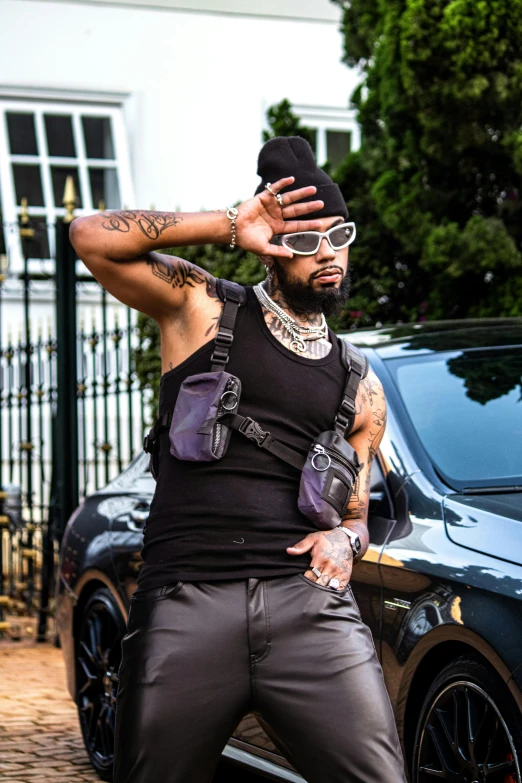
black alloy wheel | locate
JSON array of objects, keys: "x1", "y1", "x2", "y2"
[
  {"x1": 75, "y1": 587, "x2": 127, "y2": 782},
  {"x1": 413, "y1": 656, "x2": 522, "y2": 783}
]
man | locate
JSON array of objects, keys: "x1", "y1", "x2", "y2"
[{"x1": 70, "y1": 136, "x2": 407, "y2": 783}]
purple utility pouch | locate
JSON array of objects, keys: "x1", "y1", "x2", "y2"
[
  {"x1": 169, "y1": 371, "x2": 241, "y2": 461},
  {"x1": 298, "y1": 430, "x2": 361, "y2": 530}
]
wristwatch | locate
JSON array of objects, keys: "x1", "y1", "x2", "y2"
[{"x1": 337, "y1": 525, "x2": 362, "y2": 558}]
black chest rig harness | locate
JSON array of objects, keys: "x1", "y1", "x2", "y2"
[{"x1": 143, "y1": 279, "x2": 369, "y2": 530}]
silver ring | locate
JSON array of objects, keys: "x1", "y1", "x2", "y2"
[
  {"x1": 265, "y1": 182, "x2": 277, "y2": 196},
  {"x1": 329, "y1": 577, "x2": 341, "y2": 590},
  {"x1": 311, "y1": 566, "x2": 322, "y2": 579},
  {"x1": 220, "y1": 390, "x2": 239, "y2": 411},
  {"x1": 275, "y1": 193, "x2": 284, "y2": 208},
  {"x1": 311, "y1": 452, "x2": 331, "y2": 472}
]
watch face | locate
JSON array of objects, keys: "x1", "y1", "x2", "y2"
[{"x1": 352, "y1": 534, "x2": 362, "y2": 554}]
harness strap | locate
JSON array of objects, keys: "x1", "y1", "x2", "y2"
[
  {"x1": 210, "y1": 279, "x2": 247, "y2": 372},
  {"x1": 143, "y1": 411, "x2": 172, "y2": 454},
  {"x1": 334, "y1": 338, "x2": 369, "y2": 438},
  {"x1": 218, "y1": 413, "x2": 306, "y2": 471}
]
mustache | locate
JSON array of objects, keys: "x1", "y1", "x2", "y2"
[{"x1": 310, "y1": 266, "x2": 344, "y2": 281}]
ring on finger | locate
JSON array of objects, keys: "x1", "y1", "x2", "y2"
[
  {"x1": 275, "y1": 193, "x2": 284, "y2": 208},
  {"x1": 329, "y1": 577, "x2": 341, "y2": 590},
  {"x1": 311, "y1": 566, "x2": 322, "y2": 579},
  {"x1": 265, "y1": 182, "x2": 277, "y2": 197}
]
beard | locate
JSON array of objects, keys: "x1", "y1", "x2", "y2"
[{"x1": 272, "y1": 259, "x2": 351, "y2": 318}]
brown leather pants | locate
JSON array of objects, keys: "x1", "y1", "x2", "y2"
[{"x1": 113, "y1": 574, "x2": 408, "y2": 783}]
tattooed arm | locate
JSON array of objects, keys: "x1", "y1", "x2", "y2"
[
  {"x1": 340, "y1": 369, "x2": 387, "y2": 561},
  {"x1": 68, "y1": 210, "x2": 231, "y2": 320},
  {"x1": 69, "y1": 177, "x2": 323, "y2": 321},
  {"x1": 287, "y1": 369, "x2": 387, "y2": 590}
]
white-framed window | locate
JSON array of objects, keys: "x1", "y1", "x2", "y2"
[
  {"x1": 291, "y1": 104, "x2": 361, "y2": 169},
  {"x1": 0, "y1": 97, "x2": 134, "y2": 270}
]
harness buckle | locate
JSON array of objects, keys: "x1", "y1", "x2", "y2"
[
  {"x1": 339, "y1": 398, "x2": 356, "y2": 417},
  {"x1": 214, "y1": 330, "x2": 234, "y2": 347},
  {"x1": 143, "y1": 432, "x2": 153, "y2": 453},
  {"x1": 239, "y1": 417, "x2": 269, "y2": 447}
]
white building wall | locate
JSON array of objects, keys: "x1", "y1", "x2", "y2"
[{"x1": 0, "y1": 0, "x2": 360, "y2": 211}]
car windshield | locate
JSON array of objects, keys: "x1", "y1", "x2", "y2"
[{"x1": 386, "y1": 347, "x2": 522, "y2": 488}]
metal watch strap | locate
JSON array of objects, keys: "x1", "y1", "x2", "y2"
[{"x1": 337, "y1": 525, "x2": 362, "y2": 557}]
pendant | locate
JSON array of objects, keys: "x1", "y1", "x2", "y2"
[{"x1": 290, "y1": 339, "x2": 306, "y2": 353}]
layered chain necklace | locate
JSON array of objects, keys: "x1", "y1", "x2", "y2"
[{"x1": 253, "y1": 283, "x2": 328, "y2": 353}]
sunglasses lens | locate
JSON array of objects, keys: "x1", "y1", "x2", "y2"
[
  {"x1": 330, "y1": 225, "x2": 355, "y2": 249},
  {"x1": 284, "y1": 233, "x2": 320, "y2": 254}
]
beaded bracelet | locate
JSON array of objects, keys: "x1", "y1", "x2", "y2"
[{"x1": 226, "y1": 206, "x2": 239, "y2": 249}]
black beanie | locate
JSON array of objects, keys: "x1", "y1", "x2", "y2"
[{"x1": 254, "y1": 136, "x2": 349, "y2": 222}]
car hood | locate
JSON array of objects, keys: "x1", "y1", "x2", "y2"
[{"x1": 443, "y1": 492, "x2": 522, "y2": 567}]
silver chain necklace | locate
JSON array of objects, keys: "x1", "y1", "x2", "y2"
[{"x1": 253, "y1": 283, "x2": 328, "y2": 353}]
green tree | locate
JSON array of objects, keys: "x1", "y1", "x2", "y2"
[
  {"x1": 331, "y1": 0, "x2": 522, "y2": 324},
  {"x1": 263, "y1": 99, "x2": 316, "y2": 148}
]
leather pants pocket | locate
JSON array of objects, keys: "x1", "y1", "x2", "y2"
[
  {"x1": 296, "y1": 572, "x2": 351, "y2": 598},
  {"x1": 130, "y1": 580, "x2": 184, "y2": 604}
]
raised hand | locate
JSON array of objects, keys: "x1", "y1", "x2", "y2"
[{"x1": 235, "y1": 176, "x2": 324, "y2": 258}]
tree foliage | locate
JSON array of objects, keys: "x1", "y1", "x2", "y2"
[{"x1": 332, "y1": 0, "x2": 522, "y2": 325}]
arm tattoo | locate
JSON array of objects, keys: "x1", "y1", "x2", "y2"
[
  {"x1": 146, "y1": 256, "x2": 206, "y2": 289},
  {"x1": 100, "y1": 210, "x2": 182, "y2": 239}
]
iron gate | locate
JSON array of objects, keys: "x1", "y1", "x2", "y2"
[{"x1": 0, "y1": 180, "x2": 150, "y2": 641}]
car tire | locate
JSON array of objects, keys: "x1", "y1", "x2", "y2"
[
  {"x1": 411, "y1": 654, "x2": 522, "y2": 783},
  {"x1": 75, "y1": 586, "x2": 127, "y2": 782}
]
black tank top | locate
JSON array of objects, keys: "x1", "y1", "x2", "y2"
[{"x1": 136, "y1": 285, "x2": 347, "y2": 590}]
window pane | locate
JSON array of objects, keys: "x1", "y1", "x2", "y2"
[
  {"x1": 7, "y1": 113, "x2": 38, "y2": 155},
  {"x1": 50, "y1": 166, "x2": 83, "y2": 208},
  {"x1": 82, "y1": 116, "x2": 115, "y2": 159},
  {"x1": 326, "y1": 131, "x2": 351, "y2": 168},
  {"x1": 19, "y1": 217, "x2": 50, "y2": 259},
  {"x1": 89, "y1": 168, "x2": 120, "y2": 209},
  {"x1": 44, "y1": 114, "x2": 76, "y2": 157},
  {"x1": 12, "y1": 164, "x2": 45, "y2": 206}
]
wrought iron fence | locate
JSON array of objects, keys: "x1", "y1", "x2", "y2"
[{"x1": 0, "y1": 186, "x2": 150, "y2": 640}]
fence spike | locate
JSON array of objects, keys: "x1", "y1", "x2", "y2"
[
  {"x1": 63, "y1": 176, "x2": 77, "y2": 224},
  {"x1": 19, "y1": 197, "x2": 35, "y2": 239}
]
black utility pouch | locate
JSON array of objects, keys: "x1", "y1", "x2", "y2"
[
  {"x1": 169, "y1": 371, "x2": 242, "y2": 461},
  {"x1": 298, "y1": 430, "x2": 361, "y2": 530}
]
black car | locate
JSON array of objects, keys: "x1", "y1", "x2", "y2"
[{"x1": 56, "y1": 318, "x2": 522, "y2": 783}]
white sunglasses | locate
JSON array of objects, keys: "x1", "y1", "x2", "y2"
[{"x1": 270, "y1": 222, "x2": 356, "y2": 256}]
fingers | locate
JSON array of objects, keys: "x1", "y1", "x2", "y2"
[
  {"x1": 266, "y1": 244, "x2": 294, "y2": 259},
  {"x1": 266, "y1": 177, "x2": 320, "y2": 207},
  {"x1": 305, "y1": 556, "x2": 351, "y2": 590},
  {"x1": 287, "y1": 535, "x2": 315, "y2": 555},
  {"x1": 282, "y1": 201, "x2": 324, "y2": 219},
  {"x1": 281, "y1": 185, "x2": 319, "y2": 205},
  {"x1": 281, "y1": 218, "x2": 323, "y2": 234}
]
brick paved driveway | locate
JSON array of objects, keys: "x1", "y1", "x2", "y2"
[
  {"x1": 0, "y1": 640, "x2": 100, "y2": 782},
  {"x1": 0, "y1": 640, "x2": 265, "y2": 783}
]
